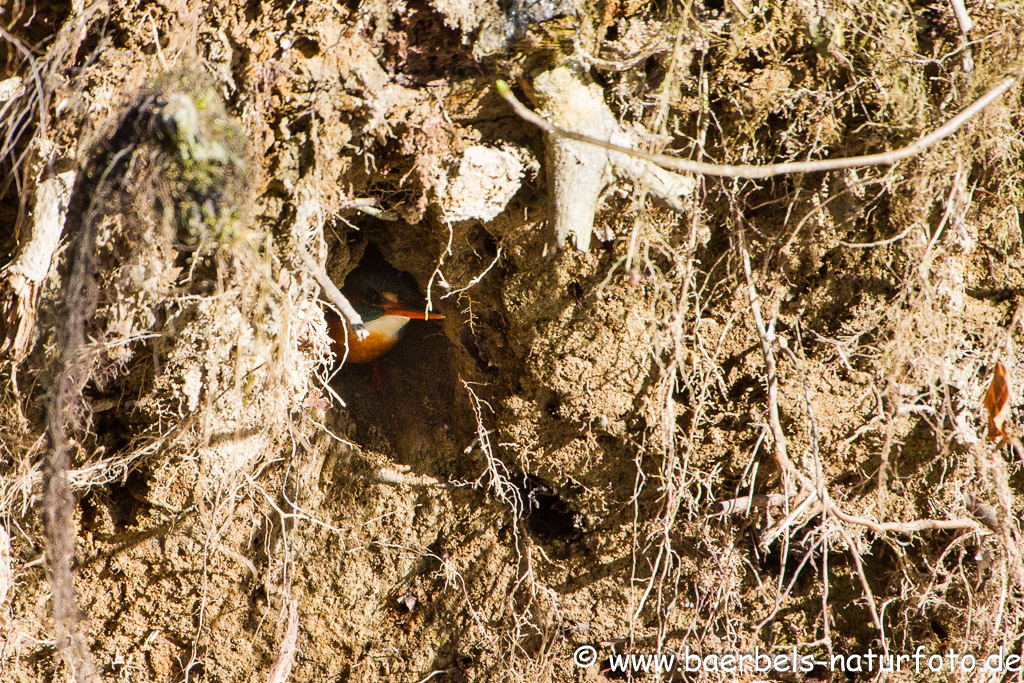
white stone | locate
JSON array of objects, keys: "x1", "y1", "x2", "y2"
[{"x1": 437, "y1": 144, "x2": 534, "y2": 223}]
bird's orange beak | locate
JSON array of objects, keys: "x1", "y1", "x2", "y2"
[{"x1": 383, "y1": 303, "x2": 443, "y2": 320}]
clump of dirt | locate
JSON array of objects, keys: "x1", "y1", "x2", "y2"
[{"x1": 3, "y1": 1, "x2": 1024, "y2": 682}]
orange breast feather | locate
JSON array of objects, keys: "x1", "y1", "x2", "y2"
[{"x1": 327, "y1": 315, "x2": 411, "y2": 364}]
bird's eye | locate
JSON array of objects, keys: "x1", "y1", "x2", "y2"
[{"x1": 364, "y1": 289, "x2": 384, "y2": 305}]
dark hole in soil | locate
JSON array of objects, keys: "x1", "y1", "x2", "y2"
[
  {"x1": 105, "y1": 469, "x2": 151, "y2": 529},
  {"x1": 82, "y1": 468, "x2": 151, "y2": 532},
  {"x1": 292, "y1": 36, "x2": 320, "y2": 58},
  {"x1": 702, "y1": 0, "x2": 726, "y2": 15},
  {"x1": 5, "y1": 0, "x2": 73, "y2": 52},
  {"x1": 460, "y1": 326, "x2": 493, "y2": 373},
  {"x1": 332, "y1": 245, "x2": 458, "y2": 474},
  {"x1": 92, "y1": 407, "x2": 133, "y2": 455},
  {"x1": 516, "y1": 473, "x2": 584, "y2": 541}
]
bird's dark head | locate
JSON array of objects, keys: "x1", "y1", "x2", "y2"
[{"x1": 342, "y1": 256, "x2": 440, "y2": 322}]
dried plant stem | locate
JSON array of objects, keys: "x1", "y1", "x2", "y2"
[
  {"x1": 44, "y1": 415, "x2": 101, "y2": 683},
  {"x1": 495, "y1": 77, "x2": 1014, "y2": 179}
]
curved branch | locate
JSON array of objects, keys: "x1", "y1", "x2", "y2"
[{"x1": 496, "y1": 77, "x2": 1015, "y2": 179}]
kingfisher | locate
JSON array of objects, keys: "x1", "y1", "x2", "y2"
[{"x1": 326, "y1": 256, "x2": 442, "y2": 366}]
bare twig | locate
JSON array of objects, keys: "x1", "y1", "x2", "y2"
[
  {"x1": 949, "y1": 0, "x2": 975, "y2": 71},
  {"x1": 495, "y1": 77, "x2": 1014, "y2": 179},
  {"x1": 759, "y1": 495, "x2": 821, "y2": 551},
  {"x1": 736, "y1": 216, "x2": 799, "y2": 496},
  {"x1": 828, "y1": 507, "x2": 981, "y2": 534},
  {"x1": 295, "y1": 245, "x2": 368, "y2": 341}
]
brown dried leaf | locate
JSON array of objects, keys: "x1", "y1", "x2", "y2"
[{"x1": 984, "y1": 361, "x2": 1011, "y2": 441}]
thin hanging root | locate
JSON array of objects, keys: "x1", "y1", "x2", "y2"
[{"x1": 495, "y1": 77, "x2": 1015, "y2": 180}]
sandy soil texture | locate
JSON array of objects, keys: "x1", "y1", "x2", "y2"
[{"x1": 3, "y1": 1, "x2": 1024, "y2": 681}]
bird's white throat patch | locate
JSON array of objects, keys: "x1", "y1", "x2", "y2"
[{"x1": 365, "y1": 314, "x2": 411, "y2": 339}]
